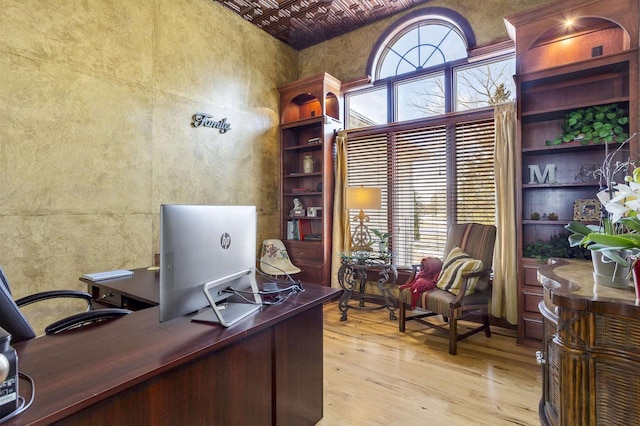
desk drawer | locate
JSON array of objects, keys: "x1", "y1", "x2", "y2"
[
  {"x1": 286, "y1": 241, "x2": 322, "y2": 261},
  {"x1": 296, "y1": 261, "x2": 323, "y2": 285},
  {"x1": 523, "y1": 289, "x2": 543, "y2": 314},
  {"x1": 90, "y1": 284, "x2": 122, "y2": 307},
  {"x1": 522, "y1": 315, "x2": 543, "y2": 341},
  {"x1": 523, "y1": 260, "x2": 542, "y2": 286},
  {"x1": 88, "y1": 284, "x2": 155, "y2": 311}
]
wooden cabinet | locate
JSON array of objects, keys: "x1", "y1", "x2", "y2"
[
  {"x1": 505, "y1": 0, "x2": 639, "y2": 346},
  {"x1": 278, "y1": 73, "x2": 342, "y2": 286},
  {"x1": 538, "y1": 259, "x2": 640, "y2": 426},
  {"x1": 519, "y1": 258, "x2": 544, "y2": 343}
]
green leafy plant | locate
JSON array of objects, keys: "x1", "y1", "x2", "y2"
[
  {"x1": 371, "y1": 228, "x2": 392, "y2": 253},
  {"x1": 565, "y1": 219, "x2": 640, "y2": 266},
  {"x1": 371, "y1": 229, "x2": 392, "y2": 243},
  {"x1": 524, "y1": 233, "x2": 591, "y2": 261},
  {"x1": 546, "y1": 103, "x2": 629, "y2": 146}
]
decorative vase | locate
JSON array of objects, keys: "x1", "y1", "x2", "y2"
[
  {"x1": 303, "y1": 155, "x2": 315, "y2": 173},
  {"x1": 591, "y1": 250, "x2": 631, "y2": 288}
]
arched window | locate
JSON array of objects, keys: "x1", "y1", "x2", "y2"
[
  {"x1": 373, "y1": 17, "x2": 469, "y2": 80},
  {"x1": 349, "y1": 9, "x2": 514, "y2": 127},
  {"x1": 344, "y1": 9, "x2": 514, "y2": 267}
]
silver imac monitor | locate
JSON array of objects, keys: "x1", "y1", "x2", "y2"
[{"x1": 159, "y1": 204, "x2": 262, "y2": 325}]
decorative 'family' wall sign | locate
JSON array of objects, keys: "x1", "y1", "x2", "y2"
[{"x1": 192, "y1": 113, "x2": 231, "y2": 134}]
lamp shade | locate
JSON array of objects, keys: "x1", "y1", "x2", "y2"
[{"x1": 346, "y1": 186, "x2": 382, "y2": 210}]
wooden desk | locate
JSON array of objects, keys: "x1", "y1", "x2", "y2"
[
  {"x1": 81, "y1": 267, "x2": 160, "y2": 310},
  {"x1": 7, "y1": 283, "x2": 339, "y2": 425},
  {"x1": 537, "y1": 258, "x2": 640, "y2": 426}
]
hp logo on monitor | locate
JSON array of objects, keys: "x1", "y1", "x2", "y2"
[{"x1": 220, "y1": 233, "x2": 231, "y2": 249}]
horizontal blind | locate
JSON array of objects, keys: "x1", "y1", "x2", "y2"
[
  {"x1": 346, "y1": 133, "x2": 389, "y2": 242},
  {"x1": 346, "y1": 110, "x2": 496, "y2": 268},
  {"x1": 394, "y1": 125, "x2": 448, "y2": 265},
  {"x1": 455, "y1": 118, "x2": 496, "y2": 224}
]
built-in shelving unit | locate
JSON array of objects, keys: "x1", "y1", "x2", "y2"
[
  {"x1": 505, "y1": 0, "x2": 638, "y2": 349},
  {"x1": 278, "y1": 73, "x2": 342, "y2": 286}
]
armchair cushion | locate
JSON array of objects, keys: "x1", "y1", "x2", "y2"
[{"x1": 436, "y1": 246, "x2": 483, "y2": 296}]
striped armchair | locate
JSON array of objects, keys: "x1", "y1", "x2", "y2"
[{"x1": 398, "y1": 223, "x2": 496, "y2": 355}]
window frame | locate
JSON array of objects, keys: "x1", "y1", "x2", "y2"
[{"x1": 343, "y1": 9, "x2": 510, "y2": 267}]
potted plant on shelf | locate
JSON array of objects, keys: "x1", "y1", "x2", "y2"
[{"x1": 565, "y1": 133, "x2": 640, "y2": 288}]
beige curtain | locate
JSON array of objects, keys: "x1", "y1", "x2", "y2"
[
  {"x1": 331, "y1": 130, "x2": 351, "y2": 288},
  {"x1": 492, "y1": 102, "x2": 518, "y2": 324}
]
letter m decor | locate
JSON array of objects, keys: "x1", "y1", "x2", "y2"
[{"x1": 528, "y1": 164, "x2": 557, "y2": 184}]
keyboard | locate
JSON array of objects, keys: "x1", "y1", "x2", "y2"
[{"x1": 82, "y1": 269, "x2": 134, "y2": 281}]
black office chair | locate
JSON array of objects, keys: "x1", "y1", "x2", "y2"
[{"x1": 0, "y1": 266, "x2": 131, "y2": 344}]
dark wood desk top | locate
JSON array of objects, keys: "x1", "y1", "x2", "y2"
[
  {"x1": 80, "y1": 267, "x2": 160, "y2": 305},
  {"x1": 8, "y1": 284, "x2": 339, "y2": 426}
]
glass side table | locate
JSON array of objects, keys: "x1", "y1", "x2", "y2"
[{"x1": 337, "y1": 251, "x2": 398, "y2": 321}]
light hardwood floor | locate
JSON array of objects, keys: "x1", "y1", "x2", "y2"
[{"x1": 318, "y1": 301, "x2": 541, "y2": 426}]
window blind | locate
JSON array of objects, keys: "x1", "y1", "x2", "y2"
[
  {"x1": 346, "y1": 132, "x2": 389, "y2": 240},
  {"x1": 346, "y1": 111, "x2": 495, "y2": 267},
  {"x1": 393, "y1": 125, "x2": 448, "y2": 263},
  {"x1": 455, "y1": 119, "x2": 496, "y2": 224}
]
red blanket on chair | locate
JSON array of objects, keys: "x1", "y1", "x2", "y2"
[{"x1": 399, "y1": 257, "x2": 443, "y2": 310}]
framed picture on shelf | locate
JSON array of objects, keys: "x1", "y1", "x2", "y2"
[
  {"x1": 573, "y1": 199, "x2": 601, "y2": 222},
  {"x1": 307, "y1": 207, "x2": 322, "y2": 217}
]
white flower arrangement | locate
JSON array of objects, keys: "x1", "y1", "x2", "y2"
[{"x1": 566, "y1": 133, "x2": 640, "y2": 266}]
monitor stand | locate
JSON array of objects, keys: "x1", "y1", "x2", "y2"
[
  {"x1": 190, "y1": 269, "x2": 262, "y2": 327},
  {"x1": 191, "y1": 302, "x2": 261, "y2": 327}
]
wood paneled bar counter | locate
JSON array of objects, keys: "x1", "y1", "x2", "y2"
[{"x1": 537, "y1": 258, "x2": 640, "y2": 426}]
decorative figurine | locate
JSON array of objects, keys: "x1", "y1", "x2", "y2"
[{"x1": 290, "y1": 198, "x2": 305, "y2": 216}]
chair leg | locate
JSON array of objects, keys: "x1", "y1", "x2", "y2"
[
  {"x1": 399, "y1": 301, "x2": 406, "y2": 332},
  {"x1": 482, "y1": 309, "x2": 491, "y2": 337},
  {"x1": 449, "y1": 316, "x2": 458, "y2": 355}
]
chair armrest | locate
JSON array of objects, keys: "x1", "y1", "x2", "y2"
[
  {"x1": 15, "y1": 290, "x2": 93, "y2": 309},
  {"x1": 44, "y1": 308, "x2": 132, "y2": 335},
  {"x1": 401, "y1": 264, "x2": 424, "y2": 286},
  {"x1": 451, "y1": 268, "x2": 492, "y2": 304},
  {"x1": 466, "y1": 269, "x2": 493, "y2": 292},
  {"x1": 461, "y1": 269, "x2": 492, "y2": 279}
]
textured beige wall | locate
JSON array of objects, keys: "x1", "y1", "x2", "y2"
[
  {"x1": 0, "y1": 0, "x2": 556, "y2": 334},
  {"x1": 298, "y1": 0, "x2": 554, "y2": 82},
  {"x1": 0, "y1": 0, "x2": 297, "y2": 332}
]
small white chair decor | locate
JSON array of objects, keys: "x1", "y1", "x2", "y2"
[{"x1": 259, "y1": 239, "x2": 301, "y2": 277}]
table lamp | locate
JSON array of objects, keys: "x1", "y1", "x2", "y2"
[{"x1": 346, "y1": 186, "x2": 382, "y2": 251}]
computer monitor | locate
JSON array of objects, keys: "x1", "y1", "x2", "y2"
[{"x1": 159, "y1": 205, "x2": 262, "y2": 324}]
